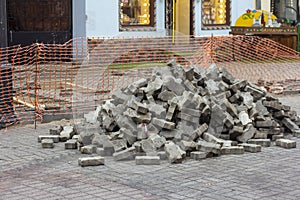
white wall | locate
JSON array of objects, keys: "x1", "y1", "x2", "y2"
[
  {"x1": 86, "y1": 0, "x2": 165, "y2": 38},
  {"x1": 195, "y1": 0, "x2": 253, "y2": 36},
  {"x1": 84, "y1": 0, "x2": 254, "y2": 38}
]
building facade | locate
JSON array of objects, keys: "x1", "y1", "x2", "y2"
[
  {"x1": 85, "y1": 0, "x2": 252, "y2": 38},
  {"x1": 3, "y1": 0, "x2": 299, "y2": 47}
]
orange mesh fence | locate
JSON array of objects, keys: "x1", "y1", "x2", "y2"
[{"x1": 0, "y1": 35, "x2": 299, "y2": 127}]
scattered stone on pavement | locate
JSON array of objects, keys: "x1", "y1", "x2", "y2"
[{"x1": 39, "y1": 61, "x2": 300, "y2": 165}]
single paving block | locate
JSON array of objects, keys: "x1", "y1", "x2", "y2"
[
  {"x1": 80, "y1": 145, "x2": 96, "y2": 154},
  {"x1": 238, "y1": 143, "x2": 261, "y2": 153},
  {"x1": 135, "y1": 156, "x2": 160, "y2": 165},
  {"x1": 38, "y1": 135, "x2": 60, "y2": 143},
  {"x1": 275, "y1": 139, "x2": 296, "y2": 149},
  {"x1": 41, "y1": 139, "x2": 54, "y2": 148},
  {"x1": 221, "y1": 146, "x2": 244, "y2": 155},
  {"x1": 49, "y1": 125, "x2": 63, "y2": 135},
  {"x1": 78, "y1": 156, "x2": 105, "y2": 167},
  {"x1": 247, "y1": 139, "x2": 271, "y2": 147},
  {"x1": 190, "y1": 151, "x2": 212, "y2": 160},
  {"x1": 65, "y1": 139, "x2": 77, "y2": 149}
]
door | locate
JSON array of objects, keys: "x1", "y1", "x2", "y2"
[
  {"x1": 165, "y1": 0, "x2": 193, "y2": 37},
  {"x1": 0, "y1": 0, "x2": 7, "y2": 48},
  {"x1": 7, "y1": 0, "x2": 72, "y2": 46}
]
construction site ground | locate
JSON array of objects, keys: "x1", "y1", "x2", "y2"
[{"x1": 0, "y1": 94, "x2": 299, "y2": 200}]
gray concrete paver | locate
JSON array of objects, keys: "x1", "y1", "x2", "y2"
[{"x1": 0, "y1": 96, "x2": 300, "y2": 199}]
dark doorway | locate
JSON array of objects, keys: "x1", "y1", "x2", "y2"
[
  {"x1": 0, "y1": 0, "x2": 8, "y2": 48},
  {"x1": 7, "y1": 0, "x2": 72, "y2": 46}
]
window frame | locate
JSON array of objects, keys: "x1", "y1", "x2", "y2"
[
  {"x1": 119, "y1": 0, "x2": 155, "y2": 30},
  {"x1": 201, "y1": 0, "x2": 231, "y2": 30}
]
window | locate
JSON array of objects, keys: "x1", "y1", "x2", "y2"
[
  {"x1": 120, "y1": 0, "x2": 154, "y2": 27},
  {"x1": 201, "y1": 0, "x2": 231, "y2": 29},
  {"x1": 271, "y1": 0, "x2": 298, "y2": 24}
]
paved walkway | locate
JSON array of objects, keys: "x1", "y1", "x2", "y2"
[{"x1": 0, "y1": 96, "x2": 299, "y2": 200}]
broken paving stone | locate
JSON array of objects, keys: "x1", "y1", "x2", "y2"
[
  {"x1": 165, "y1": 142, "x2": 186, "y2": 164},
  {"x1": 60, "y1": 126, "x2": 75, "y2": 142},
  {"x1": 113, "y1": 147, "x2": 136, "y2": 161},
  {"x1": 275, "y1": 139, "x2": 296, "y2": 149},
  {"x1": 135, "y1": 156, "x2": 160, "y2": 165},
  {"x1": 78, "y1": 156, "x2": 105, "y2": 167}
]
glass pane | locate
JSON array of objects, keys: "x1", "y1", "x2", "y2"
[
  {"x1": 120, "y1": 0, "x2": 151, "y2": 25},
  {"x1": 273, "y1": 0, "x2": 297, "y2": 23},
  {"x1": 202, "y1": 0, "x2": 227, "y2": 25},
  {"x1": 7, "y1": 0, "x2": 70, "y2": 31}
]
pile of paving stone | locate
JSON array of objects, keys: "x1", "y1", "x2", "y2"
[{"x1": 39, "y1": 60, "x2": 300, "y2": 166}]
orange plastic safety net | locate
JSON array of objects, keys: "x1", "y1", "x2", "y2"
[{"x1": 0, "y1": 35, "x2": 299, "y2": 127}]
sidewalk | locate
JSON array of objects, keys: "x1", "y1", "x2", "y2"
[{"x1": 0, "y1": 95, "x2": 299, "y2": 200}]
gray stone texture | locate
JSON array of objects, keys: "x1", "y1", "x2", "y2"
[
  {"x1": 78, "y1": 156, "x2": 105, "y2": 167},
  {"x1": 275, "y1": 139, "x2": 296, "y2": 149},
  {"x1": 41, "y1": 139, "x2": 54, "y2": 148},
  {"x1": 164, "y1": 142, "x2": 186, "y2": 164},
  {"x1": 135, "y1": 156, "x2": 160, "y2": 165}
]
